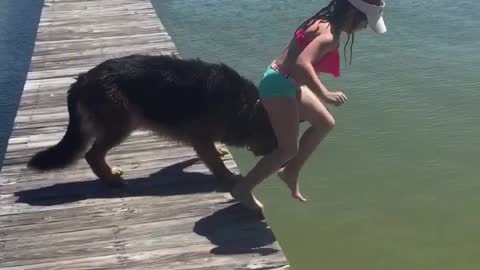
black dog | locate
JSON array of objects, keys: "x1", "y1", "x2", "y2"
[{"x1": 28, "y1": 54, "x2": 277, "y2": 187}]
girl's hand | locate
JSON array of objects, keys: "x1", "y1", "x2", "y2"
[{"x1": 325, "y1": 91, "x2": 348, "y2": 106}]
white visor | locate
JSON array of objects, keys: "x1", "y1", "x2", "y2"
[{"x1": 347, "y1": 0, "x2": 387, "y2": 34}]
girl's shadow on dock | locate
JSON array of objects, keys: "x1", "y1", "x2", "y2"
[{"x1": 194, "y1": 203, "x2": 279, "y2": 256}]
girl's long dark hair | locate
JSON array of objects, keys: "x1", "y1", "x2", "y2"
[{"x1": 296, "y1": 0, "x2": 365, "y2": 65}]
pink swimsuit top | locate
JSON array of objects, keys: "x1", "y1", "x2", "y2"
[{"x1": 294, "y1": 28, "x2": 341, "y2": 78}]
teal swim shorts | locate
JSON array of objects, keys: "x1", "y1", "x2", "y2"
[{"x1": 258, "y1": 66, "x2": 298, "y2": 99}]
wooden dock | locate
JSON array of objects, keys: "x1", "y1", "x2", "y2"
[{"x1": 0, "y1": 0, "x2": 290, "y2": 269}]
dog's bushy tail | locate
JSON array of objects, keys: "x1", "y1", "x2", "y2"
[{"x1": 28, "y1": 75, "x2": 90, "y2": 170}]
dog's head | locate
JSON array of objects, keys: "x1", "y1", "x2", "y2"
[
  {"x1": 245, "y1": 100, "x2": 277, "y2": 156},
  {"x1": 215, "y1": 65, "x2": 277, "y2": 156}
]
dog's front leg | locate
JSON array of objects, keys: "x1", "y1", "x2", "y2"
[{"x1": 191, "y1": 139, "x2": 239, "y2": 189}]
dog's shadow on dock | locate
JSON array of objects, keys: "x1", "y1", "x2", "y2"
[
  {"x1": 15, "y1": 158, "x2": 226, "y2": 206},
  {"x1": 14, "y1": 158, "x2": 279, "y2": 255}
]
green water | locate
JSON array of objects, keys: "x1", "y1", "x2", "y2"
[
  {"x1": 0, "y1": 0, "x2": 477, "y2": 269},
  {"x1": 152, "y1": 0, "x2": 480, "y2": 269}
]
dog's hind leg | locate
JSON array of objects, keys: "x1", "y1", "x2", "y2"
[
  {"x1": 191, "y1": 139, "x2": 239, "y2": 189},
  {"x1": 85, "y1": 130, "x2": 130, "y2": 187}
]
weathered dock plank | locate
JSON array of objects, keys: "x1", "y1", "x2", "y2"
[{"x1": 0, "y1": 0, "x2": 290, "y2": 269}]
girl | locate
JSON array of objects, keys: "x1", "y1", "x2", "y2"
[{"x1": 232, "y1": 0, "x2": 387, "y2": 210}]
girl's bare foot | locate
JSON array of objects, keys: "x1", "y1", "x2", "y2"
[
  {"x1": 230, "y1": 184, "x2": 264, "y2": 211},
  {"x1": 277, "y1": 168, "x2": 307, "y2": 202}
]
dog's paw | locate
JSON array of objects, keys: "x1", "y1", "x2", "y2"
[
  {"x1": 216, "y1": 147, "x2": 229, "y2": 157},
  {"x1": 111, "y1": 167, "x2": 123, "y2": 176},
  {"x1": 101, "y1": 169, "x2": 125, "y2": 188}
]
